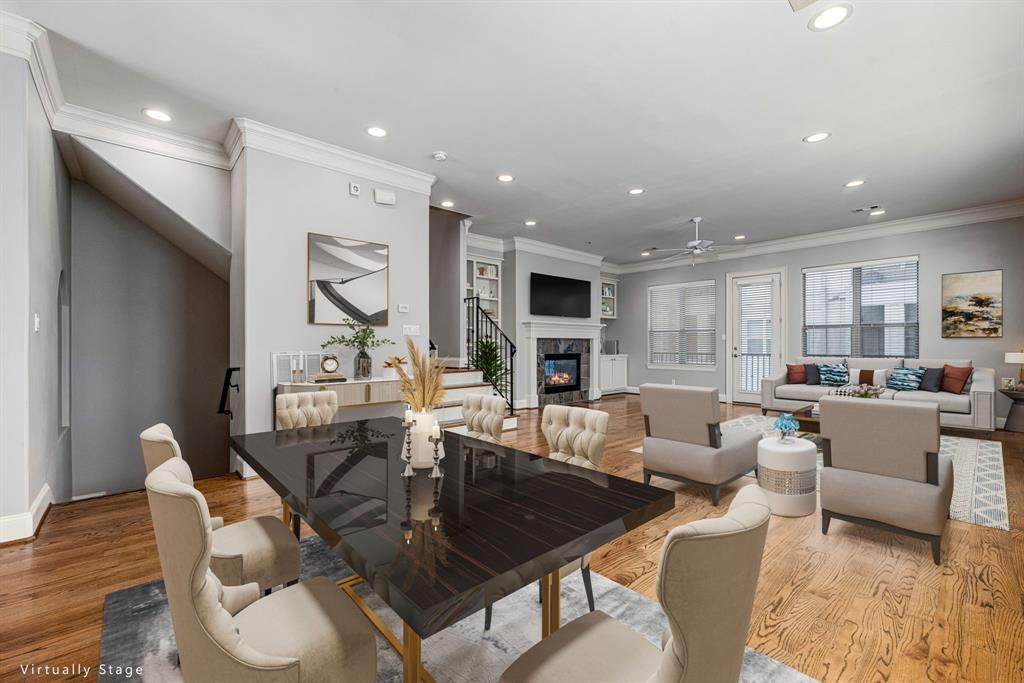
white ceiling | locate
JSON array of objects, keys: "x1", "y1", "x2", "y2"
[{"x1": 9, "y1": 0, "x2": 1024, "y2": 264}]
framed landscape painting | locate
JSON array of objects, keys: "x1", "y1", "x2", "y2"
[
  {"x1": 307, "y1": 233, "x2": 389, "y2": 325},
  {"x1": 941, "y1": 269, "x2": 1002, "y2": 338}
]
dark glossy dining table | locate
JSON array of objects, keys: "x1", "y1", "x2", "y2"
[{"x1": 230, "y1": 416, "x2": 674, "y2": 683}]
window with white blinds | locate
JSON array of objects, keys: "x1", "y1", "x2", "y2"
[
  {"x1": 802, "y1": 257, "x2": 919, "y2": 358},
  {"x1": 648, "y1": 280, "x2": 716, "y2": 367}
]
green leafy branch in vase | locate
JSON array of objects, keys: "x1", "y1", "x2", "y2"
[{"x1": 321, "y1": 321, "x2": 394, "y2": 352}]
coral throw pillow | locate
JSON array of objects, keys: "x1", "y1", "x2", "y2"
[
  {"x1": 786, "y1": 364, "x2": 806, "y2": 384},
  {"x1": 941, "y1": 365, "x2": 972, "y2": 394}
]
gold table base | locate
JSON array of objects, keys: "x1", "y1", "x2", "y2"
[{"x1": 336, "y1": 569, "x2": 562, "y2": 683}]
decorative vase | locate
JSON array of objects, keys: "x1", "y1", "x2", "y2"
[
  {"x1": 354, "y1": 350, "x2": 372, "y2": 379},
  {"x1": 408, "y1": 410, "x2": 443, "y2": 469}
]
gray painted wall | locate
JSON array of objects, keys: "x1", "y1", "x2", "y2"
[
  {"x1": 605, "y1": 217, "x2": 1024, "y2": 419},
  {"x1": 0, "y1": 53, "x2": 72, "y2": 533},
  {"x1": 71, "y1": 182, "x2": 229, "y2": 496},
  {"x1": 233, "y1": 149, "x2": 431, "y2": 436},
  {"x1": 429, "y1": 209, "x2": 463, "y2": 359}
]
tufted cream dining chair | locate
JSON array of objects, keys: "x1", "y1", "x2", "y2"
[
  {"x1": 145, "y1": 458, "x2": 377, "y2": 683},
  {"x1": 485, "y1": 405, "x2": 608, "y2": 631},
  {"x1": 541, "y1": 404, "x2": 609, "y2": 470},
  {"x1": 140, "y1": 424, "x2": 300, "y2": 593},
  {"x1": 275, "y1": 391, "x2": 338, "y2": 429},
  {"x1": 501, "y1": 485, "x2": 772, "y2": 683},
  {"x1": 462, "y1": 394, "x2": 508, "y2": 443}
]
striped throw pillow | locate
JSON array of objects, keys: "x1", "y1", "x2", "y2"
[
  {"x1": 817, "y1": 363, "x2": 849, "y2": 386},
  {"x1": 887, "y1": 366, "x2": 925, "y2": 391}
]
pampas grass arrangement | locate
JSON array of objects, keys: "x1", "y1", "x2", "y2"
[{"x1": 395, "y1": 337, "x2": 446, "y2": 412}]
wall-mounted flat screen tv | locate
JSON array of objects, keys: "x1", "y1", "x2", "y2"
[{"x1": 530, "y1": 273, "x2": 591, "y2": 318}]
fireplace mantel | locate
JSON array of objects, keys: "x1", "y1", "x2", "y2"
[{"x1": 520, "y1": 320, "x2": 604, "y2": 408}]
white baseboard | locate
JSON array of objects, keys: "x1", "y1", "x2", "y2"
[
  {"x1": 996, "y1": 417, "x2": 1006, "y2": 429},
  {"x1": 0, "y1": 483, "x2": 52, "y2": 542}
]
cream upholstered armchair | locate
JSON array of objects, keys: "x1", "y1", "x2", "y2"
[
  {"x1": 541, "y1": 405, "x2": 609, "y2": 470},
  {"x1": 640, "y1": 384, "x2": 759, "y2": 505},
  {"x1": 819, "y1": 395, "x2": 953, "y2": 564},
  {"x1": 462, "y1": 394, "x2": 507, "y2": 443},
  {"x1": 275, "y1": 391, "x2": 338, "y2": 429},
  {"x1": 140, "y1": 424, "x2": 300, "y2": 592},
  {"x1": 501, "y1": 485, "x2": 772, "y2": 683},
  {"x1": 145, "y1": 458, "x2": 376, "y2": 683}
]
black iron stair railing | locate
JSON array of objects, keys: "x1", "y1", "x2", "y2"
[{"x1": 464, "y1": 296, "x2": 515, "y2": 414}]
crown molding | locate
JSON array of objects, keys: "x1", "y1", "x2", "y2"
[
  {"x1": 509, "y1": 236, "x2": 605, "y2": 268},
  {"x1": 226, "y1": 118, "x2": 436, "y2": 195},
  {"x1": 607, "y1": 200, "x2": 1024, "y2": 275},
  {"x1": 1, "y1": 11, "x2": 64, "y2": 124},
  {"x1": 54, "y1": 104, "x2": 230, "y2": 169},
  {"x1": 466, "y1": 232, "x2": 506, "y2": 254}
]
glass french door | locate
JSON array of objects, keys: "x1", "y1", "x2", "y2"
[{"x1": 731, "y1": 273, "x2": 782, "y2": 403}]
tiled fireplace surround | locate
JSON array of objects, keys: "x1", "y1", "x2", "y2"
[{"x1": 536, "y1": 338, "x2": 591, "y2": 406}]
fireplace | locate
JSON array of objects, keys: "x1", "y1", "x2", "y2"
[{"x1": 542, "y1": 353, "x2": 581, "y2": 394}]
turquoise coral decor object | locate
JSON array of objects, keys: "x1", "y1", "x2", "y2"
[{"x1": 773, "y1": 413, "x2": 799, "y2": 441}]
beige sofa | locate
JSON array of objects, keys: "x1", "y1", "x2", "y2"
[{"x1": 761, "y1": 357, "x2": 995, "y2": 432}]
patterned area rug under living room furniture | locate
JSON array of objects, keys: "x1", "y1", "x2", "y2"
[
  {"x1": 97, "y1": 536, "x2": 819, "y2": 683},
  {"x1": 633, "y1": 415, "x2": 1009, "y2": 531}
]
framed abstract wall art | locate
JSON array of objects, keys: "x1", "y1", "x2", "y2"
[
  {"x1": 941, "y1": 269, "x2": 1002, "y2": 338},
  {"x1": 307, "y1": 233, "x2": 389, "y2": 325}
]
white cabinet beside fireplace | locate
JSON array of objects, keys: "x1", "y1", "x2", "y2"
[{"x1": 599, "y1": 354, "x2": 628, "y2": 393}]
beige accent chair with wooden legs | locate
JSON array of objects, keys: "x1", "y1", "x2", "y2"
[
  {"x1": 501, "y1": 485, "x2": 772, "y2": 683},
  {"x1": 145, "y1": 458, "x2": 376, "y2": 683},
  {"x1": 819, "y1": 396, "x2": 953, "y2": 565},
  {"x1": 462, "y1": 394, "x2": 507, "y2": 443},
  {"x1": 275, "y1": 391, "x2": 338, "y2": 429},
  {"x1": 640, "y1": 384, "x2": 760, "y2": 505},
  {"x1": 140, "y1": 424, "x2": 300, "y2": 592},
  {"x1": 541, "y1": 405, "x2": 609, "y2": 470}
]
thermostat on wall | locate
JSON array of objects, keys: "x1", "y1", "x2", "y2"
[{"x1": 374, "y1": 188, "x2": 397, "y2": 205}]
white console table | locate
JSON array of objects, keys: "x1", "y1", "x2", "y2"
[{"x1": 276, "y1": 378, "x2": 403, "y2": 425}]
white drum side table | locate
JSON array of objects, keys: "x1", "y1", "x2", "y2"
[{"x1": 757, "y1": 436, "x2": 818, "y2": 517}]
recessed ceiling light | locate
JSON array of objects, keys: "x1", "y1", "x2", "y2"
[
  {"x1": 734, "y1": 235, "x2": 746, "y2": 240},
  {"x1": 524, "y1": 220, "x2": 537, "y2": 227},
  {"x1": 844, "y1": 179, "x2": 866, "y2": 188},
  {"x1": 802, "y1": 131, "x2": 831, "y2": 143},
  {"x1": 440, "y1": 200, "x2": 454, "y2": 208},
  {"x1": 627, "y1": 188, "x2": 645, "y2": 196},
  {"x1": 496, "y1": 174, "x2": 514, "y2": 182},
  {"x1": 809, "y1": 4, "x2": 853, "y2": 32},
  {"x1": 641, "y1": 251, "x2": 651, "y2": 257},
  {"x1": 869, "y1": 209, "x2": 886, "y2": 216},
  {"x1": 366, "y1": 126, "x2": 388, "y2": 137},
  {"x1": 142, "y1": 108, "x2": 171, "y2": 122}
]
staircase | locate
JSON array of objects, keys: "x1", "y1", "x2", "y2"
[{"x1": 433, "y1": 297, "x2": 517, "y2": 432}]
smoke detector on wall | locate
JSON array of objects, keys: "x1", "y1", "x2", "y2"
[{"x1": 431, "y1": 151, "x2": 448, "y2": 162}]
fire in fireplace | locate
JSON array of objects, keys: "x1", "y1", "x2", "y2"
[{"x1": 542, "y1": 353, "x2": 581, "y2": 394}]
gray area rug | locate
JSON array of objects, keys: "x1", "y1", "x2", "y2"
[
  {"x1": 630, "y1": 415, "x2": 1009, "y2": 530},
  {"x1": 99, "y1": 536, "x2": 817, "y2": 683}
]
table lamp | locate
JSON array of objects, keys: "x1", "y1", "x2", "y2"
[{"x1": 1007, "y1": 351, "x2": 1024, "y2": 386}]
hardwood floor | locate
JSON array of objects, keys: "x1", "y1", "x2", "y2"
[{"x1": 1, "y1": 394, "x2": 1021, "y2": 682}]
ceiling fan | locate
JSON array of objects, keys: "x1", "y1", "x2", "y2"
[{"x1": 643, "y1": 217, "x2": 741, "y2": 267}]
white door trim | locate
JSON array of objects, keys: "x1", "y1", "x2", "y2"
[{"x1": 725, "y1": 267, "x2": 788, "y2": 404}]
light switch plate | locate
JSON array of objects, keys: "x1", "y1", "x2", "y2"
[
  {"x1": 397, "y1": 304, "x2": 410, "y2": 313},
  {"x1": 374, "y1": 188, "x2": 397, "y2": 205},
  {"x1": 402, "y1": 324, "x2": 421, "y2": 336},
  {"x1": 349, "y1": 182, "x2": 361, "y2": 196}
]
